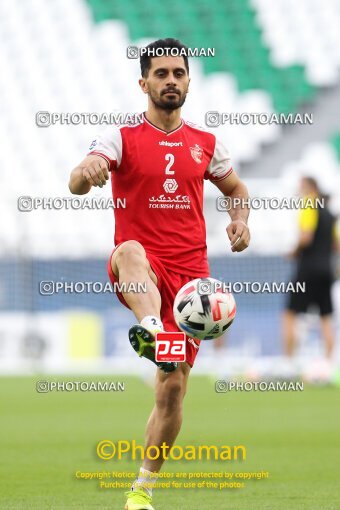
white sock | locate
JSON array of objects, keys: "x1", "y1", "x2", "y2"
[
  {"x1": 132, "y1": 467, "x2": 158, "y2": 496},
  {"x1": 140, "y1": 316, "x2": 164, "y2": 336}
]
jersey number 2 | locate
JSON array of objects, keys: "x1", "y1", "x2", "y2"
[{"x1": 165, "y1": 154, "x2": 175, "y2": 175}]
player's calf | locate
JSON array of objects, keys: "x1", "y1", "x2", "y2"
[{"x1": 111, "y1": 241, "x2": 161, "y2": 322}]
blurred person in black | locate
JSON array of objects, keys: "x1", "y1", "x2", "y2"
[{"x1": 283, "y1": 177, "x2": 337, "y2": 360}]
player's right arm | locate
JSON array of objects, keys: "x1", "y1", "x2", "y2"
[
  {"x1": 69, "y1": 155, "x2": 109, "y2": 195},
  {"x1": 69, "y1": 125, "x2": 121, "y2": 194}
]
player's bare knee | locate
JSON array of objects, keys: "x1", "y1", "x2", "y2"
[{"x1": 115, "y1": 241, "x2": 148, "y2": 272}]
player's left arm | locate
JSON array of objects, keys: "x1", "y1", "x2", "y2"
[{"x1": 214, "y1": 172, "x2": 250, "y2": 252}]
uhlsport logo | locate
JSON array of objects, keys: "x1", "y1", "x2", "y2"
[
  {"x1": 187, "y1": 337, "x2": 200, "y2": 350},
  {"x1": 89, "y1": 139, "x2": 97, "y2": 150},
  {"x1": 159, "y1": 141, "x2": 183, "y2": 147},
  {"x1": 156, "y1": 332, "x2": 186, "y2": 362}
]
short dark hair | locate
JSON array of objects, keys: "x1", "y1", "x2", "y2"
[
  {"x1": 140, "y1": 38, "x2": 189, "y2": 78},
  {"x1": 302, "y1": 176, "x2": 319, "y2": 192}
]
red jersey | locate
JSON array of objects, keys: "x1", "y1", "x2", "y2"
[{"x1": 88, "y1": 113, "x2": 233, "y2": 276}]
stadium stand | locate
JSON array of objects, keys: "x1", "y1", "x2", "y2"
[
  {"x1": 1, "y1": 0, "x2": 339, "y2": 258},
  {"x1": 0, "y1": 0, "x2": 339, "y2": 376}
]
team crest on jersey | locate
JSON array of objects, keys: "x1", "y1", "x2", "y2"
[{"x1": 190, "y1": 144, "x2": 203, "y2": 164}]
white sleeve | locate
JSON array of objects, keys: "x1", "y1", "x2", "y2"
[
  {"x1": 205, "y1": 137, "x2": 233, "y2": 182},
  {"x1": 87, "y1": 125, "x2": 123, "y2": 171}
]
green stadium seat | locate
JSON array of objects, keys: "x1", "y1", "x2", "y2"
[
  {"x1": 330, "y1": 134, "x2": 340, "y2": 160},
  {"x1": 86, "y1": 0, "x2": 315, "y2": 113}
]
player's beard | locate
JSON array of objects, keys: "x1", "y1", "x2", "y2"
[{"x1": 149, "y1": 88, "x2": 188, "y2": 111}]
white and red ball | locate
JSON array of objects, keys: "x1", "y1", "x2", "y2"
[{"x1": 173, "y1": 277, "x2": 236, "y2": 340}]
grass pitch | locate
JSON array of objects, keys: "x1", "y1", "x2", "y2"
[{"x1": 0, "y1": 375, "x2": 339, "y2": 510}]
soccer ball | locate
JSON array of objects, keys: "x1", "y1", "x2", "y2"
[{"x1": 173, "y1": 277, "x2": 236, "y2": 340}]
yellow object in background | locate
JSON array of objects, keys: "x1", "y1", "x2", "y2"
[
  {"x1": 298, "y1": 196, "x2": 318, "y2": 232},
  {"x1": 68, "y1": 313, "x2": 102, "y2": 359}
]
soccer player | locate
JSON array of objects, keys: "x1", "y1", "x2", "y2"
[
  {"x1": 283, "y1": 177, "x2": 337, "y2": 360},
  {"x1": 69, "y1": 38, "x2": 250, "y2": 510}
]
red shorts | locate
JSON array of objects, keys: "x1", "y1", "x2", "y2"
[{"x1": 107, "y1": 244, "x2": 209, "y2": 367}]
